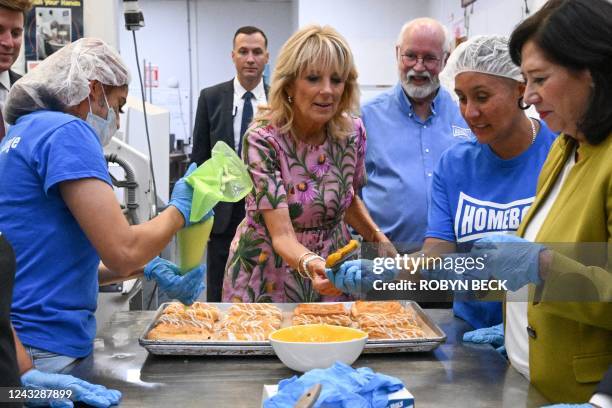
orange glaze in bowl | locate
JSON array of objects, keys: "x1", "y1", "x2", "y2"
[{"x1": 270, "y1": 324, "x2": 367, "y2": 343}]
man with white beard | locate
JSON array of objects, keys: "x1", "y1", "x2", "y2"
[{"x1": 361, "y1": 18, "x2": 469, "y2": 254}]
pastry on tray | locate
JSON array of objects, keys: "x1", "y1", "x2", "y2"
[
  {"x1": 292, "y1": 303, "x2": 351, "y2": 327},
  {"x1": 223, "y1": 313, "x2": 282, "y2": 329},
  {"x1": 210, "y1": 303, "x2": 283, "y2": 342},
  {"x1": 163, "y1": 301, "x2": 221, "y2": 321},
  {"x1": 355, "y1": 312, "x2": 418, "y2": 328},
  {"x1": 226, "y1": 303, "x2": 282, "y2": 320},
  {"x1": 363, "y1": 325, "x2": 425, "y2": 340},
  {"x1": 293, "y1": 303, "x2": 347, "y2": 316},
  {"x1": 214, "y1": 318, "x2": 279, "y2": 341},
  {"x1": 213, "y1": 326, "x2": 272, "y2": 342},
  {"x1": 350, "y1": 301, "x2": 425, "y2": 340},
  {"x1": 350, "y1": 300, "x2": 405, "y2": 317},
  {"x1": 147, "y1": 313, "x2": 215, "y2": 341},
  {"x1": 291, "y1": 313, "x2": 353, "y2": 327}
]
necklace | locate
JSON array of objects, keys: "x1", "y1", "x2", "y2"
[{"x1": 529, "y1": 118, "x2": 537, "y2": 144}]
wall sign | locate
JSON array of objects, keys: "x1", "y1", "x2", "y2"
[{"x1": 24, "y1": 0, "x2": 84, "y2": 69}]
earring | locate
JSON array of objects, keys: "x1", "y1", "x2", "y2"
[
  {"x1": 287, "y1": 95, "x2": 293, "y2": 104},
  {"x1": 517, "y1": 96, "x2": 531, "y2": 110}
]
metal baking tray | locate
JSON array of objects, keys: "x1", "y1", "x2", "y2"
[{"x1": 138, "y1": 301, "x2": 446, "y2": 356}]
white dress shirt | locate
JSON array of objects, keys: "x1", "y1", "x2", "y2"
[
  {"x1": 506, "y1": 147, "x2": 576, "y2": 381},
  {"x1": 0, "y1": 70, "x2": 11, "y2": 133},
  {"x1": 232, "y1": 77, "x2": 266, "y2": 153},
  {"x1": 0, "y1": 70, "x2": 10, "y2": 103}
]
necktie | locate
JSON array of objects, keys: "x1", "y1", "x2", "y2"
[{"x1": 239, "y1": 91, "x2": 254, "y2": 157}]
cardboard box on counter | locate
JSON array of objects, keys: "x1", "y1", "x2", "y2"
[{"x1": 261, "y1": 384, "x2": 415, "y2": 407}]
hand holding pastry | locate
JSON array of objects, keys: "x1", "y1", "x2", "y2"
[{"x1": 308, "y1": 256, "x2": 343, "y2": 296}]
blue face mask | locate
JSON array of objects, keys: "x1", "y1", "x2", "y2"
[{"x1": 86, "y1": 87, "x2": 117, "y2": 146}]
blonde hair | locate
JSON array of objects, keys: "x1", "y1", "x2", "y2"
[{"x1": 257, "y1": 25, "x2": 359, "y2": 140}]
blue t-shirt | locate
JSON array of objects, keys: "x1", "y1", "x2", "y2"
[
  {"x1": 0, "y1": 111, "x2": 111, "y2": 358},
  {"x1": 426, "y1": 120, "x2": 556, "y2": 329},
  {"x1": 361, "y1": 84, "x2": 470, "y2": 250}
]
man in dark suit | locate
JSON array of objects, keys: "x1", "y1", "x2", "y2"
[
  {"x1": 0, "y1": 0, "x2": 31, "y2": 142},
  {"x1": 191, "y1": 26, "x2": 269, "y2": 302}
]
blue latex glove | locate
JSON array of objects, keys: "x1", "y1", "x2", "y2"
[
  {"x1": 541, "y1": 404, "x2": 592, "y2": 407},
  {"x1": 21, "y1": 369, "x2": 121, "y2": 408},
  {"x1": 264, "y1": 362, "x2": 404, "y2": 408},
  {"x1": 169, "y1": 163, "x2": 214, "y2": 227},
  {"x1": 325, "y1": 259, "x2": 398, "y2": 296},
  {"x1": 144, "y1": 257, "x2": 204, "y2": 305},
  {"x1": 463, "y1": 323, "x2": 505, "y2": 354},
  {"x1": 471, "y1": 234, "x2": 545, "y2": 291}
]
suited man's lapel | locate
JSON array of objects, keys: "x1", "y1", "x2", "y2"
[
  {"x1": 219, "y1": 80, "x2": 267, "y2": 151},
  {"x1": 220, "y1": 81, "x2": 235, "y2": 149}
]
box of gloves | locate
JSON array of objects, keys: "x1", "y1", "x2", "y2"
[
  {"x1": 261, "y1": 362, "x2": 415, "y2": 407},
  {"x1": 385, "y1": 388, "x2": 414, "y2": 408},
  {"x1": 261, "y1": 384, "x2": 414, "y2": 407}
]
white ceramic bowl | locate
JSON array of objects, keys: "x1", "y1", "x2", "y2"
[{"x1": 269, "y1": 324, "x2": 368, "y2": 372}]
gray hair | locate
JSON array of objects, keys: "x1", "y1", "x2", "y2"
[{"x1": 396, "y1": 18, "x2": 451, "y2": 54}]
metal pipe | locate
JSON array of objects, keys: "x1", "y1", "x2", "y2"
[
  {"x1": 105, "y1": 153, "x2": 140, "y2": 224},
  {"x1": 187, "y1": 0, "x2": 194, "y2": 144}
]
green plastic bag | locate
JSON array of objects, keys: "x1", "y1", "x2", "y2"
[
  {"x1": 176, "y1": 141, "x2": 252, "y2": 273},
  {"x1": 185, "y1": 141, "x2": 253, "y2": 223}
]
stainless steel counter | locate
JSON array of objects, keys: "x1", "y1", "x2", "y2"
[{"x1": 70, "y1": 310, "x2": 550, "y2": 407}]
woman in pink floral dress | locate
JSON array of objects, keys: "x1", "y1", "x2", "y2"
[{"x1": 222, "y1": 25, "x2": 394, "y2": 303}]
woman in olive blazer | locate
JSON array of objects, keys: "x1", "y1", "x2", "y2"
[{"x1": 490, "y1": 0, "x2": 612, "y2": 403}]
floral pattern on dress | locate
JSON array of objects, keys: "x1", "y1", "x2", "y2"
[{"x1": 222, "y1": 117, "x2": 367, "y2": 303}]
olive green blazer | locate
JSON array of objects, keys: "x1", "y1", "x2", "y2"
[{"x1": 515, "y1": 134, "x2": 612, "y2": 403}]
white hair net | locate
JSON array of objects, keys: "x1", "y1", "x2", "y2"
[
  {"x1": 5, "y1": 37, "x2": 130, "y2": 124},
  {"x1": 439, "y1": 35, "x2": 522, "y2": 95}
]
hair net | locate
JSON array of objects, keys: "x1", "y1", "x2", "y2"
[
  {"x1": 439, "y1": 35, "x2": 522, "y2": 95},
  {"x1": 5, "y1": 37, "x2": 130, "y2": 124}
]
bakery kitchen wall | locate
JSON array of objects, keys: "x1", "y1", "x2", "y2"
[
  {"x1": 15, "y1": 0, "x2": 550, "y2": 138},
  {"x1": 117, "y1": 0, "x2": 294, "y2": 142},
  {"x1": 134, "y1": 0, "x2": 548, "y2": 137},
  {"x1": 428, "y1": 0, "x2": 549, "y2": 40},
  {"x1": 13, "y1": 0, "x2": 119, "y2": 75}
]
